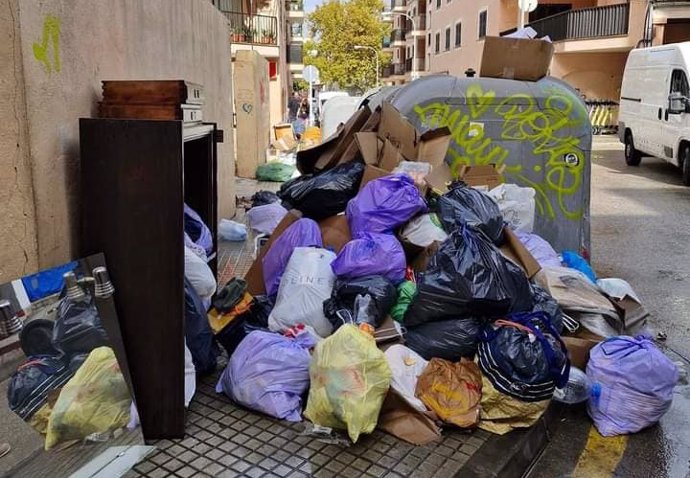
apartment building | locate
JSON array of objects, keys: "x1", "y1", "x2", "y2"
[
  {"x1": 382, "y1": 0, "x2": 427, "y2": 85},
  {"x1": 425, "y1": 0, "x2": 690, "y2": 102},
  {"x1": 212, "y1": 0, "x2": 304, "y2": 126}
]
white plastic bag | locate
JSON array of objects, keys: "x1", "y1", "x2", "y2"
[
  {"x1": 219, "y1": 219, "x2": 248, "y2": 241},
  {"x1": 385, "y1": 344, "x2": 429, "y2": 412},
  {"x1": 488, "y1": 184, "x2": 536, "y2": 233},
  {"x1": 268, "y1": 247, "x2": 336, "y2": 338},
  {"x1": 184, "y1": 246, "x2": 217, "y2": 301},
  {"x1": 400, "y1": 214, "x2": 448, "y2": 248},
  {"x1": 184, "y1": 339, "x2": 196, "y2": 407},
  {"x1": 247, "y1": 202, "x2": 288, "y2": 235}
]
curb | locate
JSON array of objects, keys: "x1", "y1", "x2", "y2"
[{"x1": 458, "y1": 403, "x2": 564, "y2": 478}]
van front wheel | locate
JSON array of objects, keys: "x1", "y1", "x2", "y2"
[
  {"x1": 681, "y1": 145, "x2": 690, "y2": 186},
  {"x1": 624, "y1": 132, "x2": 642, "y2": 166}
]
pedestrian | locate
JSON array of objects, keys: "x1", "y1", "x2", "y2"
[
  {"x1": 298, "y1": 97, "x2": 309, "y2": 120},
  {"x1": 287, "y1": 92, "x2": 300, "y2": 122}
]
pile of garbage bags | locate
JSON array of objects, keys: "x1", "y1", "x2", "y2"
[{"x1": 208, "y1": 163, "x2": 680, "y2": 444}]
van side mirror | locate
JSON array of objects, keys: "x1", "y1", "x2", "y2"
[{"x1": 668, "y1": 92, "x2": 688, "y2": 114}]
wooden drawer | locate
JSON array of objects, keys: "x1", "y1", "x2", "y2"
[
  {"x1": 98, "y1": 103, "x2": 202, "y2": 123},
  {"x1": 101, "y1": 80, "x2": 204, "y2": 105}
]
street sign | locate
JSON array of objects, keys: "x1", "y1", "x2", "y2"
[
  {"x1": 302, "y1": 65, "x2": 320, "y2": 83},
  {"x1": 518, "y1": 0, "x2": 538, "y2": 12}
]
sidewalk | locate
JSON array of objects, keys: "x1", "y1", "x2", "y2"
[{"x1": 123, "y1": 177, "x2": 552, "y2": 478}]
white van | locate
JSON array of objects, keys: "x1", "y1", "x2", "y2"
[{"x1": 619, "y1": 42, "x2": 690, "y2": 184}]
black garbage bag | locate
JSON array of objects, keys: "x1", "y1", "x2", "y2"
[
  {"x1": 251, "y1": 190, "x2": 280, "y2": 208},
  {"x1": 185, "y1": 278, "x2": 219, "y2": 375},
  {"x1": 53, "y1": 294, "x2": 109, "y2": 357},
  {"x1": 531, "y1": 284, "x2": 564, "y2": 333},
  {"x1": 478, "y1": 311, "x2": 570, "y2": 402},
  {"x1": 216, "y1": 295, "x2": 275, "y2": 358},
  {"x1": 405, "y1": 318, "x2": 484, "y2": 362},
  {"x1": 437, "y1": 182, "x2": 504, "y2": 243},
  {"x1": 323, "y1": 276, "x2": 397, "y2": 331},
  {"x1": 7, "y1": 355, "x2": 71, "y2": 420},
  {"x1": 278, "y1": 161, "x2": 365, "y2": 220},
  {"x1": 403, "y1": 226, "x2": 533, "y2": 326},
  {"x1": 244, "y1": 295, "x2": 274, "y2": 329}
]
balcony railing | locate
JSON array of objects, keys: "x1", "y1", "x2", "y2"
[
  {"x1": 392, "y1": 29, "x2": 406, "y2": 42},
  {"x1": 501, "y1": 3, "x2": 629, "y2": 42},
  {"x1": 287, "y1": 0, "x2": 303, "y2": 11},
  {"x1": 404, "y1": 14, "x2": 427, "y2": 33},
  {"x1": 393, "y1": 63, "x2": 405, "y2": 75},
  {"x1": 288, "y1": 44, "x2": 303, "y2": 64},
  {"x1": 390, "y1": 0, "x2": 406, "y2": 9},
  {"x1": 222, "y1": 11, "x2": 279, "y2": 45},
  {"x1": 382, "y1": 65, "x2": 394, "y2": 78},
  {"x1": 405, "y1": 57, "x2": 425, "y2": 72}
]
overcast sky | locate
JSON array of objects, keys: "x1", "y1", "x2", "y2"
[{"x1": 304, "y1": 0, "x2": 320, "y2": 13}]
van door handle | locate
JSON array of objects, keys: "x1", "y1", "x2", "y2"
[{"x1": 658, "y1": 108, "x2": 662, "y2": 120}]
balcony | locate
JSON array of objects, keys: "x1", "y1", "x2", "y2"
[
  {"x1": 501, "y1": 3, "x2": 629, "y2": 43},
  {"x1": 404, "y1": 14, "x2": 427, "y2": 34},
  {"x1": 287, "y1": 0, "x2": 304, "y2": 19},
  {"x1": 405, "y1": 57, "x2": 425, "y2": 72},
  {"x1": 390, "y1": 0, "x2": 406, "y2": 11},
  {"x1": 392, "y1": 63, "x2": 405, "y2": 76},
  {"x1": 382, "y1": 65, "x2": 394, "y2": 78},
  {"x1": 290, "y1": 23, "x2": 304, "y2": 41},
  {"x1": 223, "y1": 11, "x2": 278, "y2": 45},
  {"x1": 287, "y1": 44, "x2": 303, "y2": 64},
  {"x1": 391, "y1": 28, "x2": 406, "y2": 44}
]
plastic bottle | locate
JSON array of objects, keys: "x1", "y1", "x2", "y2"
[{"x1": 553, "y1": 367, "x2": 591, "y2": 404}]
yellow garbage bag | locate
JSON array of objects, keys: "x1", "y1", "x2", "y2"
[
  {"x1": 45, "y1": 347, "x2": 131, "y2": 449},
  {"x1": 304, "y1": 324, "x2": 392, "y2": 443},
  {"x1": 478, "y1": 375, "x2": 550, "y2": 435}
]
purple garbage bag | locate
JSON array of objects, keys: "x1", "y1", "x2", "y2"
[
  {"x1": 216, "y1": 330, "x2": 317, "y2": 421},
  {"x1": 587, "y1": 336, "x2": 679, "y2": 436},
  {"x1": 346, "y1": 175, "x2": 427, "y2": 237},
  {"x1": 262, "y1": 218, "x2": 323, "y2": 296},
  {"x1": 184, "y1": 204, "x2": 213, "y2": 256},
  {"x1": 331, "y1": 233, "x2": 406, "y2": 284},
  {"x1": 515, "y1": 231, "x2": 562, "y2": 269}
]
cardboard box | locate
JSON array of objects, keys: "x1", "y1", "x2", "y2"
[
  {"x1": 425, "y1": 163, "x2": 503, "y2": 195},
  {"x1": 244, "y1": 210, "x2": 303, "y2": 295},
  {"x1": 319, "y1": 215, "x2": 351, "y2": 254},
  {"x1": 409, "y1": 241, "x2": 441, "y2": 273},
  {"x1": 296, "y1": 126, "x2": 342, "y2": 174},
  {"x1": 379, "y1": 139, "x2": 405, "y2": 172},
  {"x1": 359, "y1": 165, "x2": 391, "y2": 190},
  {"x1": 315, "y1": 105, "x2": 372, "y2": 171},
  {"x1": 499, "y1": 227, "x2": 541, "y2": 279},
  {"x1": 355, "y1": 132, "x2": 383, "y2": 165},
  {"x1": 480, "y1": 36, "x2": 554, "y2": 82},
  {"x1": 562, "y1": 329, "x2": 604, "y2": 370}
]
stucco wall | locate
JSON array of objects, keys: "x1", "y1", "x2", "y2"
[
  {"x1": 15, "y1": 0, "x2": 235, "y2": 270},
  {"x1": 551, "y1": 52, "x2": 629, "y2": 100},
  {"x1": 0, "y1": 0, "x2": 39, "y2": 283}
]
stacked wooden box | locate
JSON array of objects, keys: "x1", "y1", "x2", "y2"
[{"x1": 98, "y1": 80, "x2": 204, "y2": 124}]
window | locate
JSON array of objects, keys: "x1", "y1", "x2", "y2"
[
  {"x1": 435, "y1": 32, "x2": 440, "y2": 54},
  {"x1": 436, "y1": 0, "x2": 441, "y2": 9},
  {"x1": 444, "y1": 27, "x2": 451, "y2": 51},
  {"x1": 478, "y1": 10, "x2": 487, "y2": 38},
  {"x1": 455, "y1": 21, "x2": 462, "y2": 47},
  {"x1": 428, "y1": 32, "x2": 431, "y2": 46},
  {"x1": 671, "y1": 69, "x2": 690, "y2": 97}
]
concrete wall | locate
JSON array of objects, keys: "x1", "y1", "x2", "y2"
[
  {"x1": 551, "y1": 52, "x2": 629, "y2": 100},
  {"x1": 0, "y1": 0, "x2": 39, "y2": 283},
  {"x1": 8, "y1": 0, "x2": 235, "y2": 271}
]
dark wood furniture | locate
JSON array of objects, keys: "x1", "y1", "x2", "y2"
[{"x1": 80, "y1": 119, "x2": 219, "y2": 440}]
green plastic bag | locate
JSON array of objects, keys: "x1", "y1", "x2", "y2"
[
  {"x1": 256, "y1": 162, "x2": 296, "y2": 182},
  {"x1": 391, "y1": 281, "x2": 417, "y2": 322}
]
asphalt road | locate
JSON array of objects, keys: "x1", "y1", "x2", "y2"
[{"x1": 529, "y1": 137, "x2": 690, "y2": 478}]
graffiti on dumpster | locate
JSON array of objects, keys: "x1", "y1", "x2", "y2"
[
  {"x1": 413, "y1": 83, "x2": 588, "y2": 221},
  {"x1": 33, "y1": 15, "x2": 61, "y2": 74}
]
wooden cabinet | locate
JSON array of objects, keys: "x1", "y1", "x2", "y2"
[{"x1": 79, "y1": 119, "x2": 219, "y2": 440}]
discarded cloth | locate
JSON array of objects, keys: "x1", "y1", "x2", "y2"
[
  {"x1": 415, "y1": 358, "x2": 482, "y2": 428},
  {"x1": 347, "y1": 174, "x2": 427, "y2": 237},
  {"x1": 305, "y1": 324, "x2": 392, "y2": 443},
  {"x1": 587, "y1": 336, "x2": 678, "y2": 436},
  {"x1": 262, "y1": 218, "x2": 323, "y2": 297},
  {"x1": 330, "y1": 233, "x2": 406, "y2": 284},
  {"x1": 268, "y1": 247, "x2": 336, "y2": 338},
  {"x1": 216, "y1": 330, "x2": 316, "y2": 422}
]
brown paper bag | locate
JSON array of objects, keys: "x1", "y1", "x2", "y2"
[
  {"x1": 415, "y1": 358, "x2": 482, "y2": 428},
  {"x1": 377, "y1": 389, "x2": 441, "y2": 445}
]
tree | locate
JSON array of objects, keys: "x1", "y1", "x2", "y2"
[
  {"x1": 305, "y1": 0, "x2": 390, "y2": 92},
  {"x1": 293, "y1": 78, "x2": 309, "y2": 92}
]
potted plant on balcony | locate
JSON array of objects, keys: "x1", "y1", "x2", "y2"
[
  {"x1": 261, "y1": 29, "x2": 275, "y2": 44},
  {"x1": 242, "y1": 25, "x2": 255, "y2": 43},
  {"x1": 231, "y1": 28, "x2": 246, "y2": 43}
]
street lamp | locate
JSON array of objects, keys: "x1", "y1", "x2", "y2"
[
  {"x1": 381, "y1": 11, "x2": 418, "y2": 81},
  {"x1": 354, "y1": 45, "x2": 380, "y2": 87}
]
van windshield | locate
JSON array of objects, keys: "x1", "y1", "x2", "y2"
[{"x1": 670, "y1": 70, "x2": 689, "y2": 97}]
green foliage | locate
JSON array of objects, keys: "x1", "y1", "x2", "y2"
[
  {"x1": 293, "y1": 78, "x2": 309, "y2": 92},
  {"x1": 305, "y1": 0, "x2": 391, "y2": 92}
]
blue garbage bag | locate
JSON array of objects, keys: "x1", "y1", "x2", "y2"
[
  {"x1": 184, "y1": 204, "x2": 213, "y2": 256},
  {"x1": 184, "y1": 278, "x2": 218, "y2": 375},
  {"x1": 21, "y1": 261, "x2": 78, "y2": 302},
  {"x1": 562, "y1": 250, "x2": 597, "y2": 284},
  {"x1": 330, "y1": 233, "x2": 406, "y2": 284},
  {"x1": 216, "y1": 330, "x2": 317, "y2": 421}
]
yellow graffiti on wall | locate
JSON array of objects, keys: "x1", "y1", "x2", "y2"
[
  {"x1": 33, "y1": 15, "x2": 61, "y2": 74},
  {"x1": 413, "y1": 83, "x2": 587, "y2": 221}
]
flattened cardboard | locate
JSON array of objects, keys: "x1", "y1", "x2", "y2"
[
  {"x1": 424, "y1": 162, "x2": 454, "y2": 195},
  {"x1": 360, "y1": 107, "x2": 382, "y2": 133},
  {"x1": 612, "y1": 296, "x2": 650, "y2": 333},
  {"x1": 274, "y1": 123, "x2": 295, "y2": 141},
  {"x1": 244, "y1": 210, "x2": 302, "y2": 295},
  {"x1": 562, "y1": 330, "x2": 604, "y2": 370},
  {"x1": 379, "y1": 139, "x2": 405, "y2": 172},
  {"x1": 315, "y1": 105, "x2": 371, "y2": 171},
  {"x1": 359, "y1": 165, "x2": 391, "y2": 190},
  {"x1": 355, "y1": 132, "x2": 382, "y2": 165},
  {"x1": 499, "y1": 227, "x2": 541, "y2": 279},
  {"x1": 378, "y1": 102, "x2": 419, "y2": 160},
  {"x1": 480, "y1": 36, "x2": 554, "y2": 82},
  {"x1": 296, "y1": 126, "x2": 342, "y2": 174},
  {"x1": 458, "y1": 164, "x2": 503, "y2": 190},
  {"x1": 319, "y1": 215, "x2": 351, "y2": 254}
]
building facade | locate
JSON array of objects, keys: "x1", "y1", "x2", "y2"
[{"x1": 384, "y1": 0, "x2": 690, "y2": 102}]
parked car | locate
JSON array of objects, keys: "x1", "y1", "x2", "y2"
[{"x1": 619, "y1": 42, "x2": 690, "y2": 184}]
